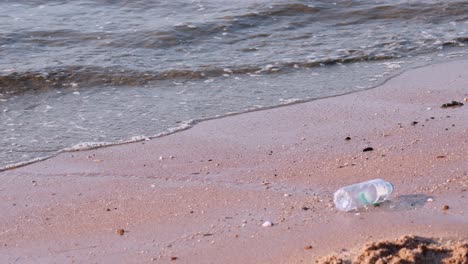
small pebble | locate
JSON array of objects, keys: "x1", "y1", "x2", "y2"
[
  {"x1": 171, "y1": 257, "x2": 178, "y2": 261},
  {"x1": 159, "y1": 156, "x2": 163, "y2": 160},
  {"x1": 345, "y1": 137, "x2": 351, "y2": 141},
  {"x1": 427, "y1": 198, "x2": 433, "y2": 202},
  {"x1": 304, "y1": 245, "x2": 313, "y2": 250},
  {"x1": 262, "y1": 221, "x2": 273, "y2": 227},
  {"x1": 363, "y1": 147, "x2": 374, "y2": 152},
  {"x1": 116, "y1": 229, "x2": 125, "y2": 235},
  {"x1": 442, "y1": 205, "x2": 450, "y2": 211},
  {"x1": 283, "y1": 193, "x2": 291, "y2": 197}
]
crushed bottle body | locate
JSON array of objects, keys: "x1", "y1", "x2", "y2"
[{"x1": 334, "y1": 179, "x2": 394, "y2": 211}]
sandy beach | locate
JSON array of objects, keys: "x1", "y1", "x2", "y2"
[{"x1": 1, "y1": 60, "x2": 467, "y2": 263}]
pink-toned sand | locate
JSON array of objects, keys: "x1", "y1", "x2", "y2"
[{"x1": 1, "y1": 60, "x2": 467, "y2": 263}]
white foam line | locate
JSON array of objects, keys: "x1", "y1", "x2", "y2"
[
  {"x1": 0, "y1": 156, "x2": 53, "y2": 172},
  {"x1": 0, "y1": 120, "x2": 197, "y2": 172}
]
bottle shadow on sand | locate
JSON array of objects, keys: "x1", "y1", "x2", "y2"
[{"x1": 374, "y1": 194, "x2": 433, "y2": 211}]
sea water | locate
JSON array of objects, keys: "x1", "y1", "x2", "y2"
[{"x1": 1, "y1": 0, "x2": 468, "y2": 169}]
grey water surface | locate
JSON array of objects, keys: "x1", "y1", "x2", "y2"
[{"x1": 1, "y1": 0, "x2": 468, "y2": 168}]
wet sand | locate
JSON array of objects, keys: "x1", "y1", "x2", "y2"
[{"x1": 1, "y1": 60, "x2": 467, "y2": 263}]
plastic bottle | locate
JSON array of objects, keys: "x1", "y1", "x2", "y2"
[{"x1": 333, "y1": 179, "x2": 394, "y2": 211}]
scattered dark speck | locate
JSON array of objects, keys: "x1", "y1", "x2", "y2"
[
  {"x1": 301, "y1": 206, "x2": 310, "y2": 211},
  {"x1": 363, "y1": 147, "x2": 374, "y2": 152},
  {"x1": 345, "y1": 137, "x2": 351, "y2": 141},
  {"x1": 442, "y1": 205, "x2": 450, "y2": 211},
  {"x1": 411, "y1": 121, "x2": 418, "y2": 126},
  {"x1": 430, "y1": 117, "x2": 435, "y2": 119},
  {"x1": 441, "y1": 101, "x2": 463, "y2": 108},
  {"x1": 171, "y1": 257, "x2": 178, "y2": 261},
  {"x1": 106, "y1": 208, "x2": 111, "y2": 211}
]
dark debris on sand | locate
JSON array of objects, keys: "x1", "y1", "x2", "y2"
[{"x1": 441, "y1": 101, "x2": 464, "y2": 108}]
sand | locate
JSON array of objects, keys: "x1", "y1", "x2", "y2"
[
  {"x1": 318, "y1": 235, "x2": 467, "y2": 264},
  {"x1": 0, "y1": 60, "x2": 467, "y2": 263}
]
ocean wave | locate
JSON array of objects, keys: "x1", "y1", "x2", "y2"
[{"x1": 4, "y1": 45, "x2": 468, "y2": 96}]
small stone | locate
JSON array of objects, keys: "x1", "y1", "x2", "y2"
[
  {"x1": 411, "y1": 121, "x2": 418, "y2": 126},
  {"x1": 464, "y1": 97, "x2": 468, "y2": 102},
  {"x1": 262, "y1": 221, "x2": 273, "y2": 227},
  {"x1": 427, "y1": 198, "x2": 433, "y2": 202},
  {"x1": 159, "y1": 156, "x2": 163, "y2": 160},
  {"x1": 301, "y1": 206, "x2": 310, "y2": 211},
  {"x1": 345, "y1": 137, "x2": 351, "y2": 141},
  {"x1": 151, "y1": 184, "x2": 156, "y2": 188},
  {"x1": 363, "y1": 147, "x2": 374, "y2": 152},
  {"x1": 116, "y1": 229, "x2": 125, "y2": 235},
  {"x1": 441, "y1": 101, "x2": 464, "y2": 108},
  {"x1": 283, "y1": 193, "x2": 291, "y2": 197},
  {"x1": 304, "y1": 245, "x2": 313, "y2": 250},
  {"x1": 442, "y1": 205, "x2": 450, "y2": 211},
  {"x1": 170, "y1": 256, "x2": 178, "y2": 261}
]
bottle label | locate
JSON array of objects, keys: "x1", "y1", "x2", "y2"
[{"x1": 359, "y1": 192, "x2": 370, "y2": 205}]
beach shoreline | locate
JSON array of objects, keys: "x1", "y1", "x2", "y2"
[{"x1": 1, "y1": 60, "x2": 467, "y2": 263}]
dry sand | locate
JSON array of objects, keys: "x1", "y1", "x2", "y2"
[
  {"x1": 318, "y1": 235, "x2": 467, "y2": 264},
  {"x1": 0, "y1": 60, "x2": 467, "y2": 263}
]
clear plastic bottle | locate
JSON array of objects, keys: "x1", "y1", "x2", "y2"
[{"x1": 333, "y1": 179, "x2": 394, "y2": 211}]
